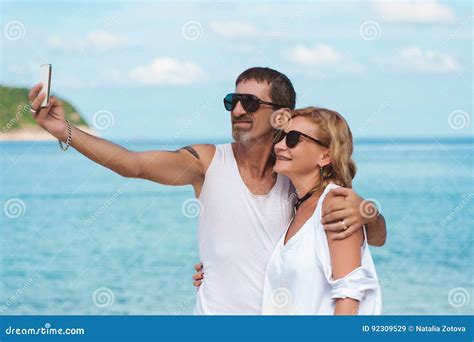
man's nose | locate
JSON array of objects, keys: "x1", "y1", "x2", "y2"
[{"x1": 232, "y1": 101, "x2": 246, "y2": 117}]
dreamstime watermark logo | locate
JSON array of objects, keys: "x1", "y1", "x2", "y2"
[
  {"x1": 171, "y1": 293, "x2": 197, "y2": 315},
  {"x1": 81, "y1": 189, "x2": 122, "y2": 232},
  {"x1": 378, "y1": 276, "x2": 391, "y2": 289},
  {"x1": 359, "y1": 198, "x2": 381, "y2": 220},
  {"x1": 270, "y1": 287, "x2": 292, "y2": 307},
  {"x1": 0, "y1": 278, "x2": 34, "y2": 313},
  {"x1": 448, "y1": 110, "x2": 470, "y2": 130},
  {"x1": 448, "y1": 287, "x2": 470, "y2": 308},
  {"x1": 172, "y1": 100, "x2": 210, "y2": 140},
  {"x1": 92, "y1": 110, "x2": 115, "y2": 130},
  {"x1": 2, "y1": 103, "x2": 31, "y2": 133},
  {"x1": 92, "y1": 287, "x2": 114, "y2": 308},
  {"x1": 4, "y1": 322, "x2": 85, "y2": 335},
  {"x1": 102, "y1": 11, "x2": 119, "y2": 32},
  {"x1": 4, "y1": 20, "x2": 26, "y2": 40},
  {"x1": 440, "y1": 192, "x2": 473, "y2": 228},
  {"x1": 3, "y1": 198, "x2": 26, "y2": 218},
  {"x1": 441, "y1": 14, "x2": 474, "y2": 47},
  {"x1": 358, "y1": 102, "x2": 389, "y2": 134},
  {"x1": 359, "y1": 21, "x2": 381, "y2": 41},
  {"x1": 182, "y1": 21, "x2": 203, "y2": 40},
  {"x1": 181, "y1": 198, "x2": 203, "y2": 218},
  {"x1": 270, "y1": 109, "x2": 292, "y2": 130}
]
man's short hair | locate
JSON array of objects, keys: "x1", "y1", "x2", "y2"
[{"x1": 236, "y1": 67, "x2": 296, "y2": 110}]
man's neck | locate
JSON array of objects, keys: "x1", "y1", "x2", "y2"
[{"x1": 232, "y1": 134, "x2": 275, "y2": 179}]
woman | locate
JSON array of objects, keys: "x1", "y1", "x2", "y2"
[{"x1": 261, "y1": 107, "x2": 382, "y2": 315}]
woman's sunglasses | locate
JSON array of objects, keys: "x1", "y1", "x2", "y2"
[
  {"x1": 223, "y1": 93, "x2": 286, "y2": 113},
  {"x1": 275, "y1": 130, "x2": 328, "y2": 149}
]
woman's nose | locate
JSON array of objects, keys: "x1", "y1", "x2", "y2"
[{"x1": 274, "y1": 136, "x2": 286, "y2": 152}]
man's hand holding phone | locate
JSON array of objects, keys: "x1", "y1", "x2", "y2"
[
  {"x1": 28, "y1": 64, "x2": 68, "y2": 141},
  {"x1": 29, "y1": 83, "x2": 67, "y2": 140}
]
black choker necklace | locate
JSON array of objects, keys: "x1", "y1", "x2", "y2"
[{"x1": 294, "y1": 190, "x2": 316, "y2": 211}]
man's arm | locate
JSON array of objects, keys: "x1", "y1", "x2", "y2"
[
  {"x1": 365, "y1": 214, "x2": 386, "y2": 247},
  {"x1": 322, "y1": 187, "x2": 387, "y2": 247},
  {"x1": 28, "y1": 83, "x2": 214, "y2": 191},
  {"x1": 69, "y1": 126, "x2": 211, "y2": 187}
]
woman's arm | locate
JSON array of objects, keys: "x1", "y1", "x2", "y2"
[{"x1": 326, "y1": 227, "x2": 364, "y2": 315}]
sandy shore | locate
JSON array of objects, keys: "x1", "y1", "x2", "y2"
[{"x1": 0, "y1": 126, "x2": 99, "y2": 141}]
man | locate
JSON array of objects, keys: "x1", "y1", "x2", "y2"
[{"x1": 28, "y1": 67, "x2": 386, "y2": 314}]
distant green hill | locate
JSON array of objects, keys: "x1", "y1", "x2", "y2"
[{"x1": 0, "y1": 85, "x2": 88, "y2": 132}]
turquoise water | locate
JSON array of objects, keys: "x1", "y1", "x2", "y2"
[{"x1": 1, "y1": 139, "x2": 473, "y2": 315}]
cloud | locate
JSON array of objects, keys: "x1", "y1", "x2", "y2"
[
  {"x1": 129, "y1": 57, "x2": 206, "y2": 85},
  {"x1": 83, "y1": 31, "x2": 136, "y2": 50},
  {"x1": 288, "y1": 44, "x2": 343, "y2": 66},
  {"x1": 47, "y1": 30, "x2": 138, "y2": 51},
  {"x1": 384, "y1": 47, "x2": 460, "y2": 73},
  {"x1": 373, "y1": 0, "x2": 456, "y2": 23},
  {"x1": 287, "y1": 44, "x2": 363, "y2": 75},
  {"x1": 210, "y1": 21, "x2": 258, "y2": 38}
]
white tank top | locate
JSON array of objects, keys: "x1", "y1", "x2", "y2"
[{"x1": 194, "y1": 143, "x2": 294, "y2": 314}]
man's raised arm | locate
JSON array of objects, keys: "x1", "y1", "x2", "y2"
[
  {"x1": 28, "y1": 83, "x2": 214, "y2": 190},
  {"x1": 321, "y1": 187, "x2": 387, "y2": 247}
]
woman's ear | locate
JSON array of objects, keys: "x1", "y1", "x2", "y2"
[{"x1": 319, "y1": 149, "x2": 332, "y2": 167}]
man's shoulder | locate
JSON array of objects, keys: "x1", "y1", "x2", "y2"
[
  {"x1": 193, "y1": 143, "x2": 216, "y2": 155},
  {"x1": 192, "y1": 144, "x2": 217, "y2": 172}
]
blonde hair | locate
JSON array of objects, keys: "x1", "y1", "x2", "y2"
[{"x1": 274, "y1": 106, "x2": 356, "y2": 189}]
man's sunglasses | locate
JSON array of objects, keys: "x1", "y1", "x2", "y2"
[
  {"x1": 223, "y1": 93, "x2": 286, "y2": 113},
  {"x1": 275, "y1": 130, "x2": 328, "y2": 149}
]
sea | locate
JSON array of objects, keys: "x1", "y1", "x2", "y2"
[{"x1": 1, "y1": 138, "x2": 472, "y2": 315}]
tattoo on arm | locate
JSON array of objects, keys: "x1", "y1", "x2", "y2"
[
  {"x1": 181, "y1": 146, "x2": 200, "y2": 160},
  {"x1": 167, "y1": 145, "x2": 200, "y2": 160}
]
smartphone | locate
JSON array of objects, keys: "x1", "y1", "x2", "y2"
[{"x1": 39, "y1": 64, "x2": 52, "y2": 107}]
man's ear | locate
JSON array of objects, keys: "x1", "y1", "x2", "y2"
[{"x1": 319, "y1": 149, "x2": 332, "y2": 167}]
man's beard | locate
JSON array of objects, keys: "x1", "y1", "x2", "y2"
[{"x1": 232, "y1": 128, "x2": 252, "y2": 143}]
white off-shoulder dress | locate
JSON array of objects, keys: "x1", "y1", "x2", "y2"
[{"x1": 261, "y1": 183, "x2": 382, "y2": 315}]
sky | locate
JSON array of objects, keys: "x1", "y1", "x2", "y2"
[{"x1": 1, "y1": 0, "x2": 472, "y2": 141}]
